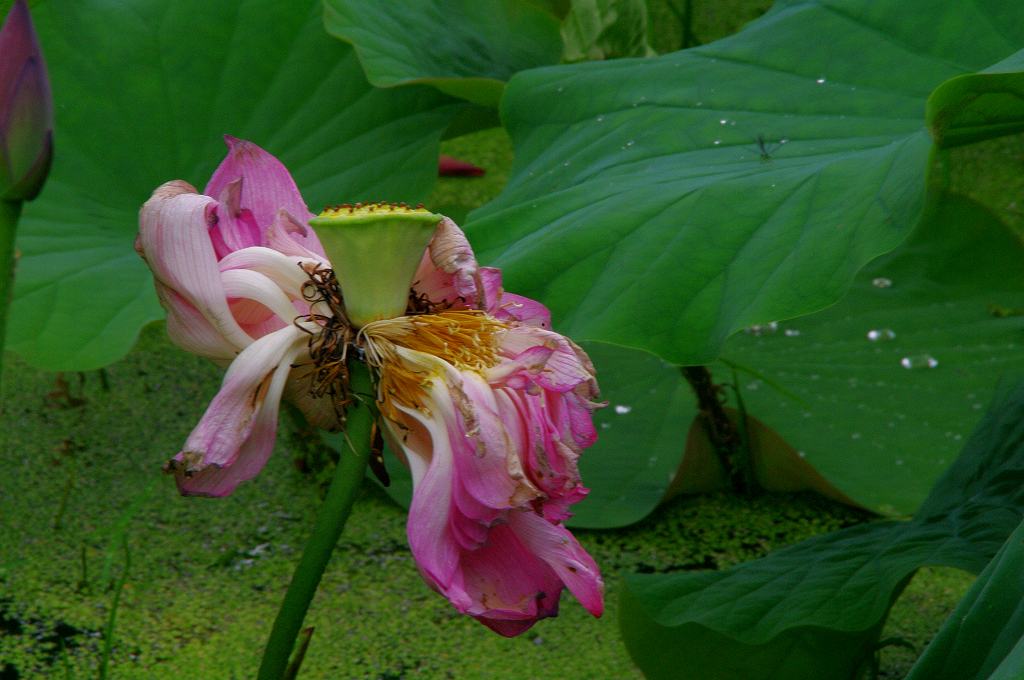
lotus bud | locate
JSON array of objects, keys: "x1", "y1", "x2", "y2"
[{"x1": 0, "y1": 0, "x2": 53, "y2": 202}]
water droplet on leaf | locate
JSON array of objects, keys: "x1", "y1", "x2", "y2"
[
  {"x1": 744, "y1": 322, "x2": 778, "y2": 336},
  {"x1": 867, "y1": 328, "x2": 896, "y2": 341},
  {"x1": 900, "y1": 354, "x2": 938, "y2": 370}
]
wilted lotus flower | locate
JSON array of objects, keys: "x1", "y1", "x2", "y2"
[
  {"x1": 0, "y1": 0, "x2": 53, "y2": 201},
  {"x1": 136, "y1": 137, "x2": 604, "y2": 635}
]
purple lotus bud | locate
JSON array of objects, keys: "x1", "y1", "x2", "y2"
[{"x1": 0, "y1": 0, "x2": 52, "y2": 201}]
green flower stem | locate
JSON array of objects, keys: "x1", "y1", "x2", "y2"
[
  {"x1": 257, "y1": 362, "x2": 375, "y2": 680},
  {"x1": 0, "y1": 199, "x2": 23, "y2": 387}
]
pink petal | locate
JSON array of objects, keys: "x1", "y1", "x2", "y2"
[
  {"x1": 0, "y1": 3, "x2": 40, "y2": 113},
  {"x1": 204, "y1": 136, "x2": 324, "y2": 255},
  {"x1": 459, "y1": 523, "x2": 563, "y2": 634},
  {"x1": 563, "y1": 388, "x2": 600, "y2": 449},
  {"x1": 221, "y1": 268, "x2": 301, "y2": 328},
  {"x1": 448, "y1": 487, "x2": 492, "y2": 550},
  {"x1": 500, "y1": 387, "x2": 587, "y2": 519},
  {"x1": 207, "y1": 179, "x2": 263, "y2": 259},
  {"x1": 477, "y1": 267, "x2": 505, "y2": 314},
  {"x1": 413, "y1": 217, "x2": 483, "y2": 308},
  {"x1": 137, "y1": 181, "x2": 253, "y2": 351},
  {"x1": 217, "y1": 245, "x2": 321, "y2": 302},
  {"x1": 166, "y1": 325, "x2": 307, "y2": 496},
  {"x1": 265, "y1": 209, "x2": 326, "y2": 259},
  {"x1": 493, "y1": 293, "x2": 551, "y2": 329},
  {"x1": 447, "y1": 371, "x2": 528, "y2": 511},
  {"x1": 205, "y1": 136, "x2": 309, "y2": 227},
  {"x1": 217, "y1": 246, "x2": 322, "y2": 341},
  {"x1": 438, "y1": 155, "x2": 485, "y2": 177},
  {"x1": 155, "y1": 282, "x2": 237, "y2": 361},
  {"x1": 480, "y1": 618, "x2": 541, "y2": 637},
  {"x1": 398, "y1": 399, "x2": 463, "y2": 595},
  {"x1": 2, "y1": 55, "x2": 52, "y2": 200},
  {"x1": 235, "y1": 311, "x2": 287, "y2": 339},
  {"x1": 507, "y1": 510, "x2": 604, "y2": 617},
  {"x1": 490, "y1": 327, "x2": 595, "y2": 393}
]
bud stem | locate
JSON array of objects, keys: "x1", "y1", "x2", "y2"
[{"x1": 0, "y1": 198, "x2": 23, "y2": 393}]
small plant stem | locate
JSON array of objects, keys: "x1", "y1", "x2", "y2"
[
  {"x1": 667, "y1": 0, "x2": 700, "y2": 49},
  {"x1": 99, "y1": 538, "x2": 131, "y2": 680},
  {"x1": 682, "y1": 0, "x2": 697, "y2": 48},
  {"x1": 727, "y1": 368, "x2": 756, "y2": 492},
  {"x1": 681, "y1": 365, "x2": 753, "y2": 494},
  {"x1": 283, "y1": 627, "x2": 315, "y2": 680},
  {"x1": 257, "y1": 362, "x2": 374, "y2": 680},
  {"x1": 53, "y1": 473, "x2": 75, "y2": 530},
  {"x1": 0, "y1": 199, "x2": 23, "y2": 388}
]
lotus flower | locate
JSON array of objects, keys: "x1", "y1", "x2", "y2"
[{"x1": 136, "y1": 137, "x2": 604, "y2": 635}]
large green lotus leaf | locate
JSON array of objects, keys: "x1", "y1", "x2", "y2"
[
  {"x1": 322, "y1": 0, "x2": 563, "y2": 107},
  {"x1": 905, "y1": 519, "x2": 1024, "y2": 680},
  {"x1": 570, "y1": 341, "x2": 695, "y2": 528},
  {"x1": 928, "y1": 48, "x2": 1024, "y2": 148},
  {"x1": 347, "y1": 341, "x2": 696, "y2": 529},
  {"x1": 619, "y1": 376, "x2": 1024, "y2": 680},
  {"x1": 465, "y1": 0, "x2": 1024, "y2": 365},
  {"x1": 7, "y1": 0, "x2": 463, "y2": 371},
  {"x1": 719, "y1": 192, "x2": 1024, "y2": 515},
  {"x1": 560, "y1": 0, "x2": 656, "y2": 63}
]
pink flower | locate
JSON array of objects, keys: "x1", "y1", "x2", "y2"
[{"x1": 137, "y1": 137, "x2": 604, "y2": 635}]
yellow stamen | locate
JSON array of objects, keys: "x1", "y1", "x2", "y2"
[{"x1": 359, "y1": 310, "x2": 507, "y2": 420}]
